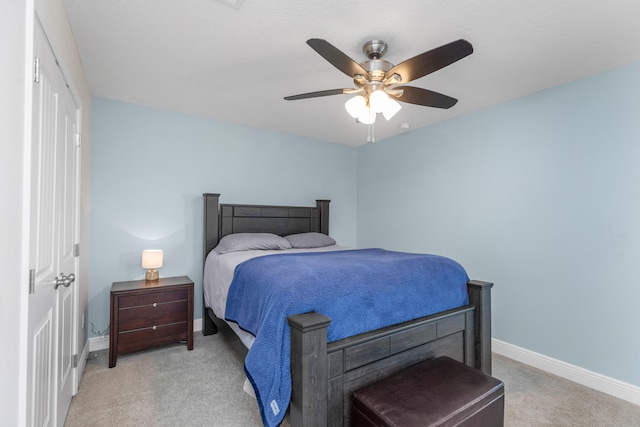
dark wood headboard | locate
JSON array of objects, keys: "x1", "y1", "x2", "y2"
[{"x1": 203, "y1": 193, "x2": 330, "y2": 258}]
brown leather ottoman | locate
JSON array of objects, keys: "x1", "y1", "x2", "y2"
[{"x1": 352, "y1": 356, "x2": 504, "y2": 427}]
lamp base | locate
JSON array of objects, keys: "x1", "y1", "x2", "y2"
[{"x1": 145, "y1": 269, "x2": 159, "y2": 281}]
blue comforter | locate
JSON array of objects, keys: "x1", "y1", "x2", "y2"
[{"x1": 225, "y1": 248, "x2": 469, "y2": 427}]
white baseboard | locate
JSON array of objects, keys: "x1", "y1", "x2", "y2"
[
  {"x1": 88, "y1": 335, "x2": 109, "y2": 352},
  {"x1": 88, "y1": 318, "x2": 204, "y2": 353},
  {"x1": 492, "y1": 338, "x2": 640, "y2": 406}
]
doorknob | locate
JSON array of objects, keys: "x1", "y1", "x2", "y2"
[{"x1": 54, "y1": 273, "x2": 75, "y2": 290}]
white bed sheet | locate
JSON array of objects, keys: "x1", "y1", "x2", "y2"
[{"x1": 203, "y1": 245, "x2": 349, "y2": 349}]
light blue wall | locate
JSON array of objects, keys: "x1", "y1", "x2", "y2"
[
  {"x1": 357, "y1": 61, "x2": 640, "y2": 387},
  {"x1": 89, "y1": 98, "x2": 358, "y2": 334}
]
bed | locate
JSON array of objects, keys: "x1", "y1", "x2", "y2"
[{"x1": 201, "y1": 193, "x2": 493, "y2": 427}]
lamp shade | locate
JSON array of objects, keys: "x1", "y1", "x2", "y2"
[
  {"x1": 357, "y1": 107, "x2": 376, "y2": 124},
  {"x1": 142, "y1": 250, "x2": 163, "y2": 269},
  {"x1": 382, "y1": 98, "x2": 402, "y2": 120},
  {"x1": 368, "y1": 90, "x2": 389, "y2": 113},
  {"x1": 345, "y1": 95, "x2": 367, "y2": 119}
]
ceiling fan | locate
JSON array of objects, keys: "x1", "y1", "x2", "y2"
[{"x1": 284, "y1": 38, "x2": 473, "y2": 129}]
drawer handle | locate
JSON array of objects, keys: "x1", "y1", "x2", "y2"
[
  {"x1": 153, "y1": 302, "x2": 157, "y2": 307},
  {"x1": 152, "y1": 325, "x2": 157, "y2": 330}
]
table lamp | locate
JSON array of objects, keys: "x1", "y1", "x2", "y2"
[{"x1": 142, "y1": 249, "x2": 163, "y2": 281}]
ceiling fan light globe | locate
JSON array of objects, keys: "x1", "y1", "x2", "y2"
[
  {"x1": 369, "y1": 90, "x2": 390, "y2": 113},
  {"x1": 357, "y1": 107, "x2": 376, "y2": 124},
  {"x1": 345, "y1": 95, "x2": 367, "y2": 118},
  {"x1": 382, "y1": 98, "x2": 402, "y2": 120}
]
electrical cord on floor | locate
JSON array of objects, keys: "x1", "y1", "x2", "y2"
[{"x1": 90, "y1": 322, "x2": 109, "y2": 339}]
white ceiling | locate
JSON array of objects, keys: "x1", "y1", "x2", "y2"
[{"x1": 62, "y1": 0, "x2": 640, "y2": 147}]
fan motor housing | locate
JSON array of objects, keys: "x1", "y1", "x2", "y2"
[
  {"x1": 360, "y1": 40, "x2": 394, "y2": 82},
  {"x1": 360, "y1": 59, "x2": 394, "y2": 74}
]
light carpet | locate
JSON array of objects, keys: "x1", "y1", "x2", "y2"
[{"x1": 65, "y1": 334, "x2": 640, "y2": 426}]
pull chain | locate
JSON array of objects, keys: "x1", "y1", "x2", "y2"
[{"x1": 367, "y1": 120, "x2": 376, "y2": 143}]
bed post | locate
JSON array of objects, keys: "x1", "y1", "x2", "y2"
[
  {"x1": 467, "y1": 280, "x2": 493, "y2": 375},
  {"x1": 287, "y1": 312, "x2": 331, "y2": 427},
  {"x1": 202, "y1": 193, "x2": 220, "y2": 336},
  {"x1": 316, "y1": 200, "x2": 330, "y2": 235}
]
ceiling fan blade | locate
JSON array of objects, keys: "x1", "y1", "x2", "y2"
[
  {"x1": 307, "y1": 39, "x2": 369, "y2": 78},
  {"x1": 387, "y1": 39, "x2": 473, "y2": 84},
  {"x1": 284, "y1": 88, "x2": 348, "y2": 101},
  {"x1": 392, "y1": 86, "x2": 458, "y2": 109}
]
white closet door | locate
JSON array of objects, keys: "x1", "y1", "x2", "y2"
[{"x1": 27, "y1": 17, "x2": 79, "y2": 427}]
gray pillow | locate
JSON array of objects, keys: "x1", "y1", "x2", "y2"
[
  {"x1": 284, "y1": 232, "x2": 336, "y2": 249},
  {"x1": 213, "y1": 233, "x2": 292, "y2": 254}
]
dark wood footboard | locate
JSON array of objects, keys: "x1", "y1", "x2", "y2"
[
  {"x1": 203, "y1": 282, "x2": 492, "y2": 427},
  {"x1": 287, "y1": 280, "x2": 493, "y2": 427}
]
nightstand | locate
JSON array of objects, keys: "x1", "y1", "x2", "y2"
[{"x1": 109, "y1": 275, "x2": 194, "y2": 368}]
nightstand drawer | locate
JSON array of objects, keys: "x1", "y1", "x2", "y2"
[
  {"x1": 118, "y1": 289, "x2": 187, "y2": 309},
  {"x1": 118, "y1": 308, "x2": 187, "y2": 332},
  {"x1": 118, "y1": 321, "x2": 187, "y2": 345},
  {"x1": 118, "y1": 298, "x2": 188, "y2": 321}
]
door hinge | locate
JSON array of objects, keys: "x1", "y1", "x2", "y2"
[
  {"x1": 33, "y1": 57, "x2": 40, "y2": 83},
  {"x1": 73, "y1": 354, "x2": 79, "y2": 368},
  {"x1": 29, "y1": 269, "x2": 35, "y2": 294},
  {"x1": 74, "y1": 243, "x2": 80, "y2": 257},
  {"x1": 74, "y1": 132, "x2": 81, "y2": 148}
]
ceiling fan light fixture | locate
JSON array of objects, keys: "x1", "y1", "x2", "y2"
[
  {"x1": 382, "y1": 98, "x2": 402, "y2": 120},
  {"x1": 357, "y1": 106, "x2": 376, "y2": 125},
  {"x1": 369, "y1": 90, "x2": 389, "y2": 113},
  {"x1": 345, "y1": 95, "x2": 367, "y2": 118}
]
